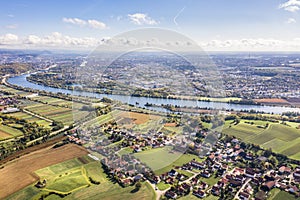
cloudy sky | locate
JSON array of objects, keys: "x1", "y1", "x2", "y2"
[{"x1": 1, "y1": 0, "x2": 300, "y2": 51}]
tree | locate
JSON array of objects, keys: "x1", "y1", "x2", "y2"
[
  {"x1": 263, "y1": 148, "x2": 272, "y2": 158},
  {"x1": 135, "y1": 182, "x2": 142, "y2": 191}
]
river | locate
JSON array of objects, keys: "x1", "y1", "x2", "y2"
[{"x1": 7, "y1": 74, "x2": 300, "y2": 114}]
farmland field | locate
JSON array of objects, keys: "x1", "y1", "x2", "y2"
[
  {"x1": 0, "y1": 144, "x2": 88, "y2": 199},
  {"x1": 0, "y1": 124, "x2": 23, "y2": 140},
  {"x1": 0, "y1": 85, "x2": 31, "y2": 96},
  {"x1": 22, "y1": 101, "x2": 89, "y2": 125},
  {"x1": 222, "y1": 119, "x2": 300, "y2": 159},
  {"x1": 83, "y1": 109, "x2": 121, "y2": 127},
  {"x1": 43, "y1": 167, "x2": 90, "y2": 193},
  {"x1": 118, "y1": 111, "x2": 160, "y2": 125},
  {"x1": 7, "y1": 158, "x2": 156, "y2": 200},
  {"x1": 7, "y1": 111, "x2": 51, "y2": 128}
]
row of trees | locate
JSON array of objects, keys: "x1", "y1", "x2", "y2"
[{"x1": 0, "y1": 115, "x2": 51, "y2": 160}]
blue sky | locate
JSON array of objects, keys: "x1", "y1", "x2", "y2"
[{"x1": 1, "y1": 0, "x2": 300, "y2": 51}]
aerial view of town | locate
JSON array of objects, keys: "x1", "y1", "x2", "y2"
[{"x1": 1, "y1": 1, "x2": 300, "y2": 200}]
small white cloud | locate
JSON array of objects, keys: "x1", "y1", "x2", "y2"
[
  {"x1": 286, "y1": 18, "x2": 297, "y2": 23},
  {"x1": 63, "y1": 17, "x2": 86, "y2": 26},
  {"x1": 128, "y1": 13, "x2": 158, "y2": 25},
  {"x1": 285, "y1": 5, "x2": 300, "y2": 12},
  {"x1": 87, "y1": 20, "x2": 107, "y2": 29},
  {"x1": 63, "y1": 17, "x2": 107, "y2": 29},
  {"x1": 0, "y1": 33, "x2": 18, "y2": 45},
  {"x1": 7, "y1": 14, "x2": 14, "y2": 18},
  {"x1": 5, "y1": 24, "x2": 18, "y2": 29},
  {"x1": 279, "y1": 0, "x2": 300, "y2": 12}
]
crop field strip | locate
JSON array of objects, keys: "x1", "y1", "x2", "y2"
[
  {"x1": 83, "y1": 109, "x2": 123, "y2": 127},
  {"x1": 0, "y1": 124, "x2": 23, "y2": 140},
  {"x1": 7, "y1": 111, "x2": 51, "y2": 128},
  {"x1": 222, "y1": 120, "x2": 300, "y2": 159},
  {"x1": 23, "y1": 101, "x2": 89, "y2": 125},
  {"x1": 0, "y1": 85, "x2": 31, "y2": 96}
]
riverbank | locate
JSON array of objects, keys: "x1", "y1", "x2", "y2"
[{"x1": 5, "y1": 74, "x2": 300, "y2": 114}]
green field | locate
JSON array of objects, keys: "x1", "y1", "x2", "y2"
[
  {"x1": 45, "y1": 168, "x2": 89, "y2": 193},
  {"x1": 133, "y1": 146, "x2": 204, "y2": 175},
  {"x1": 180, "y1": 193, "x2": 219, "y2": 200},
  {"x1": 0, "y1": 85, "x2": 31, "y2": 96},
  {"x1": 7, "y1": 157, "x2": 156, "y2": 200},
  {"x1": 272, "y1": 190, "x2": 299, "y2": 200},
  {"x1": 268, "y1": 188, "x2": 299, "y2": 200},
  {"x1": 83, "y1": 109, "x2": 123, "y2": 128},
  {"x1": 22, "y1": 101, "x2": 89, "y2": 125},
  {"x1": 68, "y1": 180, "x2": 155, "y2": 200},
  {"x1": 222, "y1": 120, "x2": 300, "y2": 159},
  {"x1": 0, "y1": 124, "x2": 23, "y2": 140},
  {"x1": 7, "y1": 111, "x2": 51, "y2": 128},
  {"x1": 134, "y1": 146, "x2": 183, "y2": 172}
]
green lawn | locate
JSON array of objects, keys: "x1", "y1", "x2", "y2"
[
  {"x1": 156, "y1": 181, "x2": 170, "y2": 190},
  {"x1": 180, "y1": 193, "x2": 219, "y2": 200},
  {"x1": 176, "y1": 169, "x2": 194, "y2": 178},
  {"x1": 134, "y1": 146, "x2": 183, "y2": 172},
  {"x1": 118, "y1": 147, "x2": 133, "y2": 155},
  {"x1": 199, "y1": 174, "x2": 219, "y2": 186},
  {"x1": 269, "y1": 188, "x2": 298, "y2": 200},
  {"x1": 154, "y1": 153, "x2": 204, "y2": 175},
  {"x1": 134, "y1": 148, "x2": 204, "y2": 175}
]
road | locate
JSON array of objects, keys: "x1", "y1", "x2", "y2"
[
  {"x1": 234, "y1": 178, "x2": 251, "y2": 200},
  {"x1": 147, "y1": 169, "x2": 198, "y2": 200},
  {"x1": 26, "y1": 125, "x2": 69, "y2": 146},
  {"x1": 22, "y1": 108, "x2": 53, "y2": 123}
]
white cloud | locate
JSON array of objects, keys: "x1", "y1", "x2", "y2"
[
  {"x1": 286, "y1": 18, "x2": 297, "y2": 23},
  {"x1": 279, "y1": 0, "x2": 300, "y2": 12},
  {"x1": 20, "y1": 32, "x2": 102, "y2": 49},
  {"x1": 7, "y1": 14, "x2": 14, "y2": 18},
  {"x1": 63, "y1": 17, "x2": 107, "y2": 29},
  {"x1": 24, "y1": 35, "x2": 41, "y2": 44},
  {"x1": 199, "y1": 38, "x2": 300, "y2": 51},
  {"x1": 128, "y1": 13, "x2": 158, "y2": 25},
  {"x1": 0, "y1": 33, "x2": 18, "y2": 45},
  {"x1": 63, "y1": 17, "x2": 87, "y2": 26},
  {"x1": 5, "y1": 24, "x2": 18, "y2": 29},
  {"x1": 3, "y1": 32, "x2": 300, "y2": 51},
  {"x1": 87, "y1": 20, "x2": 107, "y2": 29}
]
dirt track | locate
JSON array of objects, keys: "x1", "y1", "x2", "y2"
[{"x1": 0, "y1": 144, "x2": 88, "y2": 199}]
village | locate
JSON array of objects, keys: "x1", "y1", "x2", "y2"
[{"x1": 67, "y1": 114, "x2": 300, "y2": 200}]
